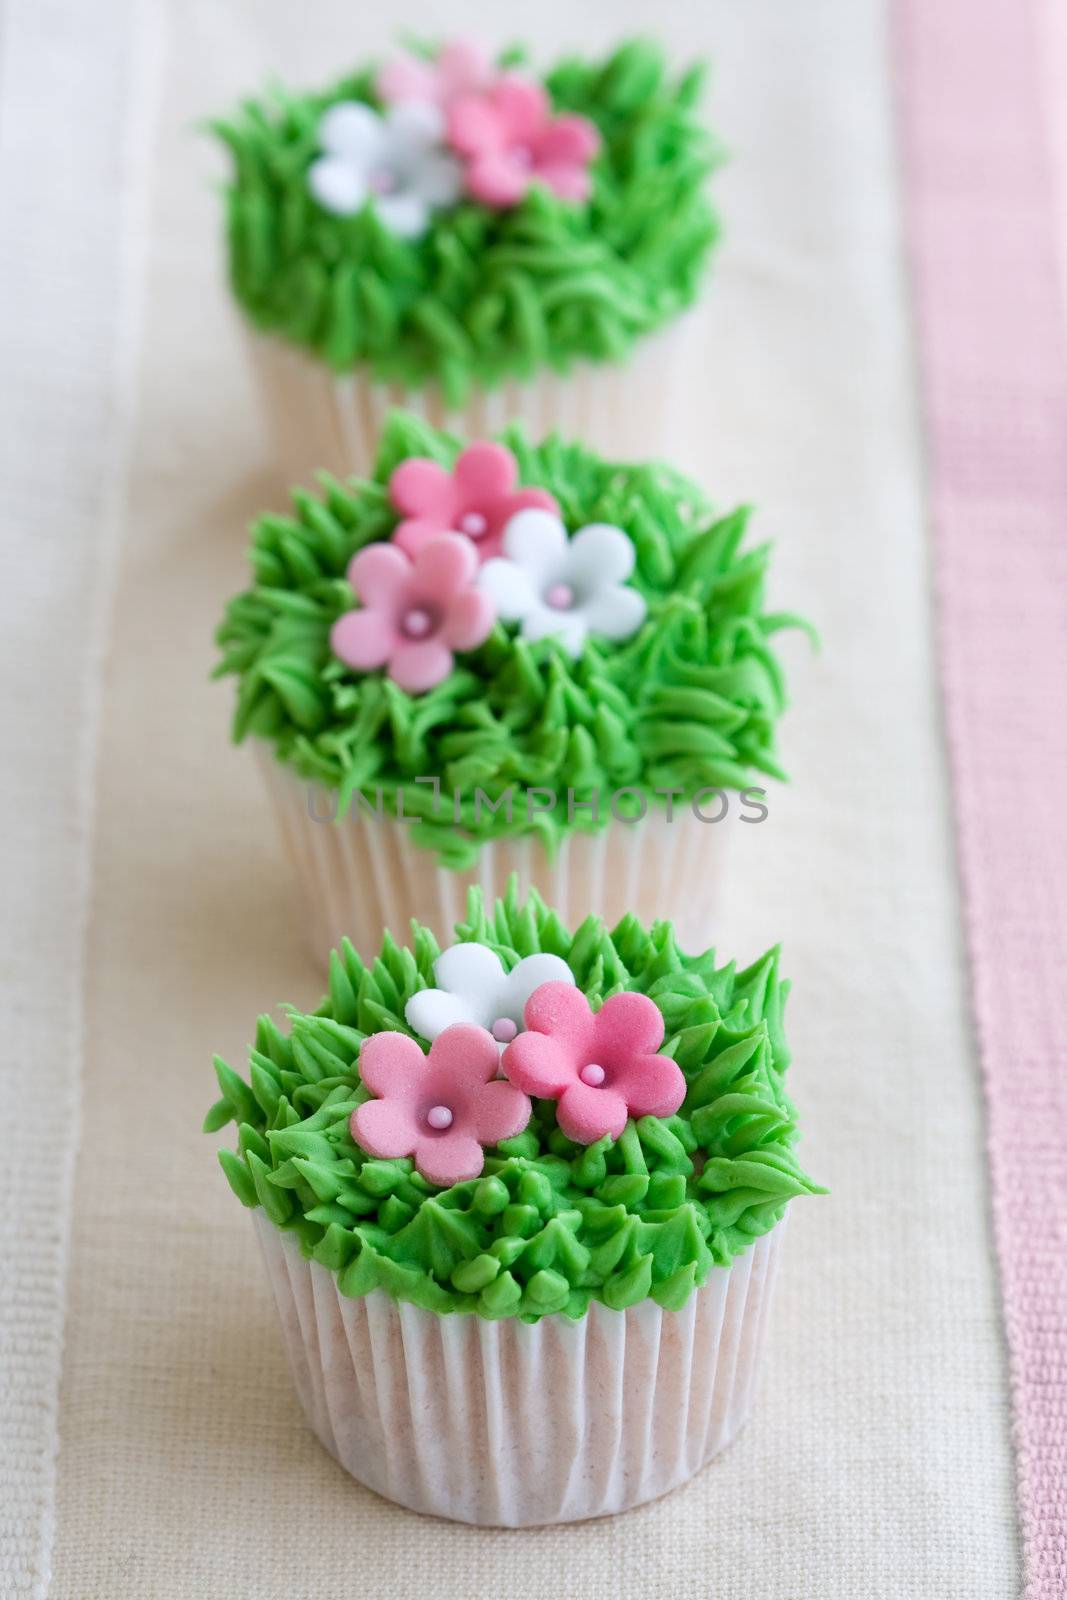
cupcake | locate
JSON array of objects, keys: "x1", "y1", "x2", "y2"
[
  {"x1": 212, "y1": 37, "x2": 720, "y2": 479},
  {"x1": 216, "y1": 412, "x2": 808, "y2": 962},
  {"x1": 206, "y1": 885, "x2": 822, "y2": 1525}
]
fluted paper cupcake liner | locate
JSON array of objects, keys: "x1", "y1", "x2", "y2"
[
  {"x1": 254, "y1": 1212, "x2": 783, "y2": 1526},
  {"x1": 256, "y1": 746, "x2": 729, "y2": 966},
  {"x1": 244, "y1": 326, "x2": 685, "y2": 484}
]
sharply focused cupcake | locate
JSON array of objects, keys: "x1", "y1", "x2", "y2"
[
  {"x1": 216, "y1": 412, "x2": 808, "y2": 961},
  {"x1": 206, "y1": 885, "x2": 822, "y2": 1526},
  {"x1": 211, "y1": 37, "x2": 720, "y2": 479}
]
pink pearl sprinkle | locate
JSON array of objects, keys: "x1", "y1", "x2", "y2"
[
  {"x1": 546, "y1": 583, "x2": 573, "y2": 610},
  {"x1": 401, "y1": 607, "x2": 433, "y2": 639},
  {"x1": 426, "y1": 1105, "x2": 453, "y2": 1130},
  {"x1": 459, "y1": 511, "x2": 488, "y2": 538},
  {"x1": 579, "y1": 1063, "x2": 606, "y2": 1087},
  {"x1": 369, "y1": 168, "x2": 396, "y2": 194},
  {"x1": 512, "y1": 145, "x2": 533, "y2": 169},
  {"x1": 491, "y1": 1017, "x2": 517, "y2": 1043}
]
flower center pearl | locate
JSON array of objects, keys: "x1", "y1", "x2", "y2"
[
  {"x1": 579, "y1": 1063, "x2": 606, "y2": 1087},
  {"x1": 512, "y1": 145, "x2": 533, "y2": 169},
  {"x1": 426, "y1": 1105, "x2": 453, "y2": 1130},
  {"x1": 459, "y1": 511, "x2": 488, "y2": 539},
  {"x1": 546, "y1": 583, "x2": 574, "y2": 611},
  {"x1": 400, "y1": 607, "x2": 434, "y2": 639},
  {"x1": 491, "y1": 1017, "x2": 517, "y2": 1043},
  {"x1": 369, "y1": 168, "x2": 397, "y2": 194}
]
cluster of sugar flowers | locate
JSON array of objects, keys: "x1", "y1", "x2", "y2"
[
  {"x1": 351, "y1": 943, "x2": 687, "y2": 1183},
  {"x1": 307, "y1": 37, "x2": 600, "y2": 237},
  {"x1": 329, "y1": 440, "x2": 648, "y2": 692}
]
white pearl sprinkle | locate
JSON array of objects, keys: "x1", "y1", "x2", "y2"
[
  {"x1": 426, "y1": 1105, "x2": 454, "y2": 1130},
  {"x1": 401, "y1": 607, "x2": 433, "y2": 639}
]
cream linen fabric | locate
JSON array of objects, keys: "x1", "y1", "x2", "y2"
[
  {"x1": 41, "y1": 1, "x2": 1019, "y2": 1595},
  {"x1": 0, "y1": 0, "x2": 157, "y2": 1593}
]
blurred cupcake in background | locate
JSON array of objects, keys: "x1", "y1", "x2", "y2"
[
  {"x1": 215, "y1": 413, "x2": 809, "y2": 963},
  {"x1": 211, "y1": 38, "x2": 721, "y2": 479},
  {"x1": 205, "y1": 886, "x2": 823, "y2": 1526}
]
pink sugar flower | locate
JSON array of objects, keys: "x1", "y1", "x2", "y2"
[
  {"x1": 389, "y1": 441, "x2": 558, "y2": 563},
  {"x1": 330, "y1": 533, "x2": 494, "y2": 694},
  {"x1": 353, "y1": 1023, "x2": 532, "y2": 1186},
  {"x1": 447, "y1": 78, "x2": 600, "y2": 209},
  {"x1": 501, "y1": 982, "x2": 685, "y2": 1145},
  {"x1": 376, "y1": 38, "x2": 495, "y2": 114}
]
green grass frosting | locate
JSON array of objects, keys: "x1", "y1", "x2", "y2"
[
  {"x1": 215, "y1": 411, "x2": 808, "y2": 868},
  {"x1": 206, "y1": 884, "x2": 821, "y2": 1322},
  {"x1": 213, "y1": 40, "x2": 720, "y2": 397}
]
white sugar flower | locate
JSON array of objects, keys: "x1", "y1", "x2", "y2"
[
  {"x1": 307, "y1": 101, "x2": 462, "y2": 238},
  {"x1": 478, "y1": 509, "x2": 647, "y2": 656},
  {"x1": 405, "y1": 942, "x2": 576, "y2": 1047}
]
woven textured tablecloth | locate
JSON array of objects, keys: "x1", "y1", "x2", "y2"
[
  {"x1": 5, "y1": 0, "x2": 1064, "y2": 1594},
  {"x1": 897, "y1": 0, "x2": 1067, "y2": 1592}
]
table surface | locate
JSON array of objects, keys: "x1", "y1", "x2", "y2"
[{"x1": 1, "y1": 1, "x2": 1032, "y2": 1595}]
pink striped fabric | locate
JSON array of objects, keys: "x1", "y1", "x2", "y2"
[{"x1": 895, "y1": 2, "x2": 1067, "y2": 1595}]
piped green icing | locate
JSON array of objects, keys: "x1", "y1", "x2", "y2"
[
  {"x1": 213, "y1": 40, "x2": 720, "y2": 399},
  {"x1": 215, "y1": 412, "x2": 811, "y2": 868},
  {"x1": 206, "y1": 884, "x2": 822, "y2": 1321}
]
